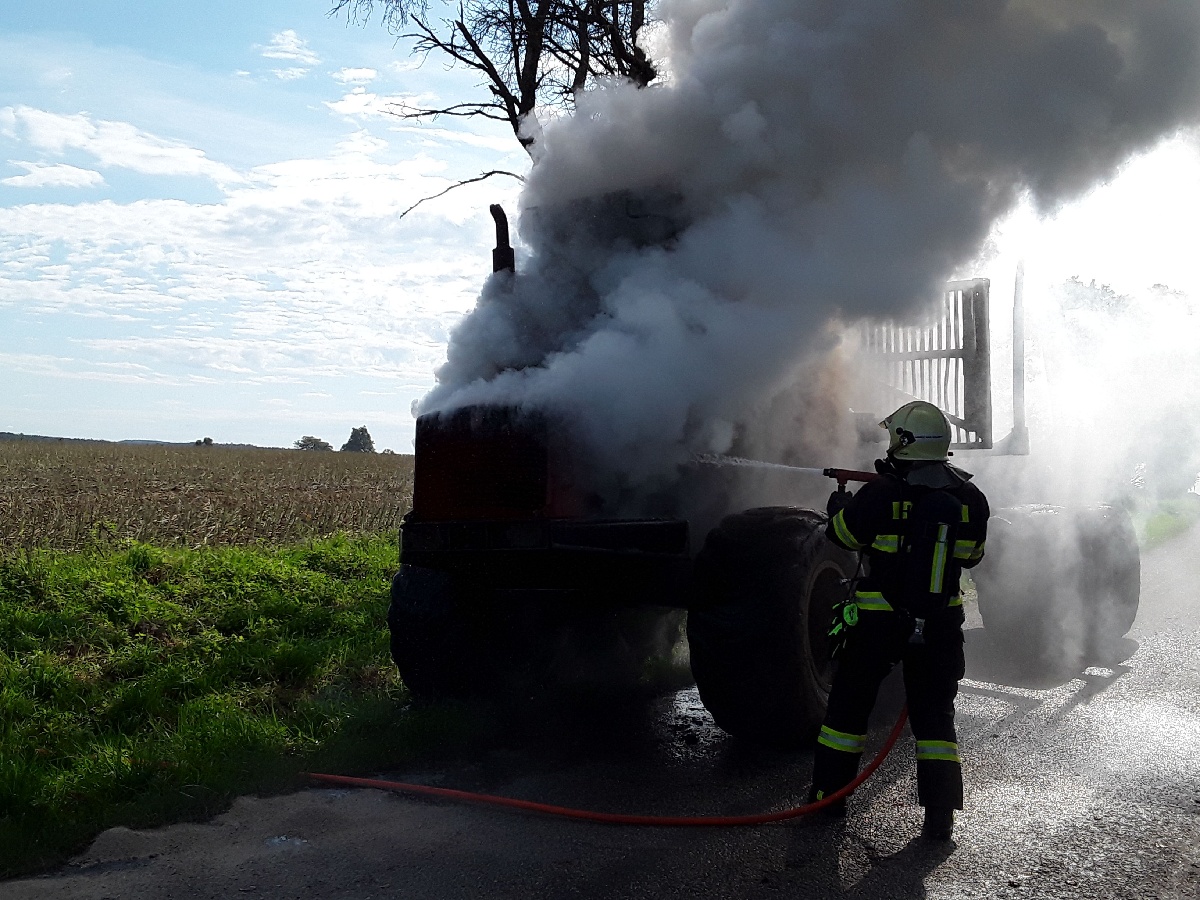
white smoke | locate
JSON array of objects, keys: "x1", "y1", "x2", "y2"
[
  {"x1": 421, "y1": 0, "x2": 1200, "y2": 505},
  {"x1": 1002, "y1": 276, "x2": 1200, "y2": 507}
]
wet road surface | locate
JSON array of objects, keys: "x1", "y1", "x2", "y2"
[{"x1": 7, "y1": 527, "x2": 1200, "y2": 899}]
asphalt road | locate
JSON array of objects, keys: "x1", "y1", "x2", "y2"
[{"x1": 8, "y1": 526, "x2": 1200, "y2": 900}]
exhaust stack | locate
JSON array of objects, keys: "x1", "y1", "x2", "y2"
[{"x1": 490, "y1": 204, "x2": 516, "y2": 274}]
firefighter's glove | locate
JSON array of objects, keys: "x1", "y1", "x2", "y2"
[
  {"x1": 828, "y1": 598, "x2": 859, "y2": 659},
  {"x1": 826, "y1": 488, "x2": 854, "y2": 518}
]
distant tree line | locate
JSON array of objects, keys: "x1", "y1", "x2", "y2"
[
  {"x1": 294, "y1": 426, "x2": 379, "y2": 453},
  {"x1": 294, "y1": 436, "x2": 334, "y2": 451}
]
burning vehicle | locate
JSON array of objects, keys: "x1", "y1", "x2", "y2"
[{"x1": 388, "y1": 207, "x2": 1141, "y2": 747}]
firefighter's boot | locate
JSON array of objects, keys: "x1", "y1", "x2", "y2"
[
  {"x1": 806, "y1": 787, "x2": 846, "y2": 819},
  {"x1": 921, "y1": 806, "x2": 954, "y2": 840}
]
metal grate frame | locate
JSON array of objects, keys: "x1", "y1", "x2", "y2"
[{"x1": 861, "y1": 278, "x2": 993, "y2": 450}]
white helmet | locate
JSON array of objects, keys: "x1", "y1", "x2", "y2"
[{"x1": 880, "y1": 401, "x2": 952, "y2": 461}]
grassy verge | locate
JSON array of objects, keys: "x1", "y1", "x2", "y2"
[
  {"x1": 0, "y1": 533, "x2": 468, "y2": 879},
  {"x1": 1138, "y1": 496, "x2": 1200, "y2": 548}
]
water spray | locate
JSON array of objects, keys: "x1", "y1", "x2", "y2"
[{"x1": 694, "y1": 454, "x2": 878, "y2": 488}]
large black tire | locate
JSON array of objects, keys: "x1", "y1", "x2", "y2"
[
  {"x1": 973, "y1": 505, "x2": 1141, "y2": 670},
  {"x1": 687, "y1": 507, "x2": 857, "y2": 748},
  {"x1": 388, "y1": 565, "x2": 497, "y2": 698}
]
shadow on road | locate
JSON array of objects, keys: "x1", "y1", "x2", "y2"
[
  {"x1": 842, "y1": 836, "x2": 956, "y2": 899},
  {"x1": 782, "y1": 819, "x2": 956, "y2": 900}
]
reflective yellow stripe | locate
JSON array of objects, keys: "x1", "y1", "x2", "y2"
[
  {"x1": 930, "y1": 523, "x2": 949, "y2": 593},
  {"x1": 947, "y1": 594, "x2": 962, "y2": 607},
  {"x1": 916, "y1": 739, "x2": 961, "y2": 763},
  {"x1": 961, "y1": 506, "x2": 970, "y2": 523},
  {"x1": 891, "y1": 501, "x2": 912, "y2": 520},
  {"x1": 871, "y1": 534, "x2": 900, "y2": 553},
  {"x1": 917, "y1": 739, "x2": 958, "y2": 752},
  {"x1": 954, "y1": 541, "x2": 984, "y2": 561},
  {"x1": 854, "y1": 591, "x2": 893, "y2": 611},
  {"x1": 831, "y1": 510, "x2": 865, "y2": 550},
  {"x1": 818, "y1": 726, "x2": 867, "y2": 754}
]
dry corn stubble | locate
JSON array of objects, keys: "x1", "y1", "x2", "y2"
[{"x1": 0, "y1": 441, "x2": 414, "y2": 550}]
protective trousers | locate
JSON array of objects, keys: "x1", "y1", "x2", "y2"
[{"x1": 811, "y1": 610, "x2": 966, "y2": 809}]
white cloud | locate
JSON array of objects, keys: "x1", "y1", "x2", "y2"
[
  {"x1": 41, "y1": 68, "x2": 73, "y2": 86},
  {"x1": 273, "y1": 67, "x2": 310, "y2": 81},
  {"x1": 0, "y1": 351, "x2": 195, "y2": 386},
  {"x1": 260, "y1": 30, "x2": 320, "y2": 66},
  {"x1": 2, "y1": 106, "x2": 244, "y2": 186},
  {"x1": 325, "y1": 88, "x2": 428, "y2": 119},
  {"x1": 2, "y1": 161, "x2": 105, "y2": 189},
  {"x1": 333, "y1": 128, "x2": 390, "y2": 156},
  {"x1": 387, "y1": 59, "x2": 425, "y2": 75},
  {"x1": 218, "y1": 129, "x2": 482, "y2": 221},
  {"x1": 324, "y1": 91, "x2": 521, "y2": 154},
  {"x1": 333, "y1": 67, "x2": 378, "y2": 85},
  {"x1": 0, "y1": 137, "x2": 516, "y2": 384}
]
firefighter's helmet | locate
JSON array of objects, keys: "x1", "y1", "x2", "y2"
[{"x1": 880, "y1": 401, "x2": 952, "y2": 461}]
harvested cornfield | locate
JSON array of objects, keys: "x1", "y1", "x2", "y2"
[{"x1": 0, "y1": 440, "x2": 413, "y2": 550}]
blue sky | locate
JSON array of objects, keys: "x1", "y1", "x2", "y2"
[{"x1": 0, "y1": 2, "x2": 526, "y2": 450}]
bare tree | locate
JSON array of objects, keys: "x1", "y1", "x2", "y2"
[{"x1": 331, "y1": 0, "x2": 658, "y2": 155}]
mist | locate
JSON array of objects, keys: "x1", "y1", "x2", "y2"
[
  {"x1": 419, "y1": 0, "x2": 1200, "y2": 512},
  {"x1": 989, "y1": 273, "x2": 1200, "y2": 509}
]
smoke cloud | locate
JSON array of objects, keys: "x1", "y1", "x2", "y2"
[
  {"x1": 420, "y1": 0, "x2": 1200, "y2": 507},
  {"x1": 992, "y1": 277, "x2": 1200, "y2": 508}
]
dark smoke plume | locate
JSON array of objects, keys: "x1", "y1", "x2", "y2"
[{"x1": 421, "y1": 0, "x2": 1200, "y2": 502}]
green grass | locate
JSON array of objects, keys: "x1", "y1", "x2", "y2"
[
  {"x1": 0, "y1": 533, "x2": 470, "y2": 879},
  {"x1": 1138, "y1": 496, "x2": 1200, "y2": 548}
]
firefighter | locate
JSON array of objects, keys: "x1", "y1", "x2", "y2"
[{"x1": 810, "y1": 400, "x2": 989, "y2": 841}]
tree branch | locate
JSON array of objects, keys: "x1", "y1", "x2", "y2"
[
  {"x1": 398, "y1": 169, "x2": 527, "y2": 220},
  {"x1": 335, "y1": 0, "x2": 661, "y2": 153},
  {"x1": 387, "y1": 100, "x2": 513, "y2": 122},
  {"x1": 455, "y1": 17, "x2": 525, "y2": 138}
]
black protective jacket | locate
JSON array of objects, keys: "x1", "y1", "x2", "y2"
[{"x1": 826, "y1": 459, "x2": 990, "y2": 615}]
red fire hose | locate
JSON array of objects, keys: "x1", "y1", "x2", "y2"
[{"x1": 305, "y1": 707, "x2": 907, "y2": 826}]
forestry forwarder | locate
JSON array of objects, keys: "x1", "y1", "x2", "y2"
[{"x1": 388, "y1": 206, "x2": 1140, "y2": 748}]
